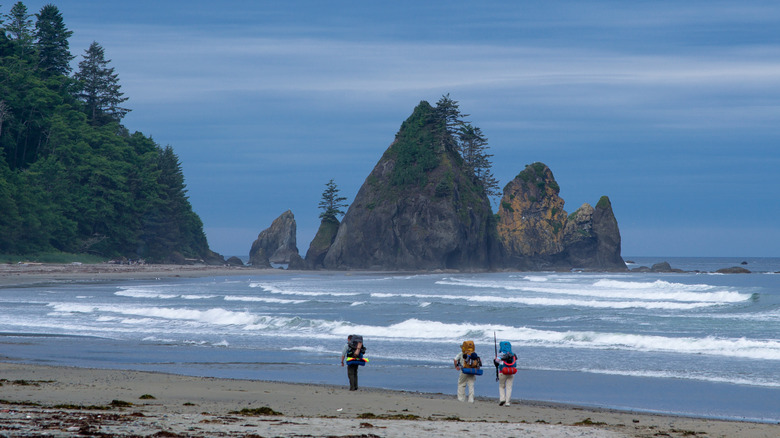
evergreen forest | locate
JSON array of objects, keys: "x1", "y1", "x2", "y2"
[{"x1": 0, "y1": 2, "x2": 218, "y2": 262}]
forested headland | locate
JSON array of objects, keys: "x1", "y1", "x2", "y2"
[{"x1": 0, "y1": 2, "x2": 221, "y2": 263}]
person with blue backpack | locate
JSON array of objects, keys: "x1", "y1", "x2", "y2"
[{"x1": 493, "y1": 340, "x2": 518, "y2": 406}]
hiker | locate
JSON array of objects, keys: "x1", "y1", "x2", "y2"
[
  {"x1": 493, "y1": 340, "x2": 518, "y2": 406},
  {"x1": 454, "y1": 340, "x2": 481, "y2": 402},
  {"x1": 341, "y1": 334, "x2": 365, "y2": 390}
]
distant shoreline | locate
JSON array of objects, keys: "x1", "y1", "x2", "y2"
[
  {"x1": 0, "y1": 263, "x2": 284, "y2": 287},
  {"x1": 1, "y1": 260, "x2": 774, "y2": 288}
]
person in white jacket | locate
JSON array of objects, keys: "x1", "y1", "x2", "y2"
[
  {"x1": 454, "y1": 340, "x2": 479, "y2": 402},
  {"x1": 493, "y1": 341, "x2": 518, "y2": 406}
]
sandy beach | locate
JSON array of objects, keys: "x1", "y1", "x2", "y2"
[
  {"x1": 1, "y1": 363, "x2": 777, "y2": 438},
  {"x1": 1, "y1": 263, "x2": 779, "y2": 437}
]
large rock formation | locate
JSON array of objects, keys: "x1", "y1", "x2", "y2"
[
  {"x1": 497, "y1": 163, "x2": 626, "y2": 271},
  {"x1": 304, "y1": 218, "x2": 340, "y2": 269},
  {"x1": 561, "y1": 197, "x2": 626, "y2": 271},
  {"x1": 249, "y1": 210, "x2": 299, "y2": 267},
  {"x1": 322, "y1": 101, "x2": 501, "y2": 271},
  {"x1": 498, "y1": 162, "x2": 567, "y2": 262}
]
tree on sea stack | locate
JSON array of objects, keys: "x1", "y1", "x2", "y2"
[
  {"x1": 458, "y1": 123, "x2": 500, "y2": 200},
  {"x1": 305, "y1": 179, "x2": 348, "y2": 269},
  {"x1": 318, "y1": 179, "x2": 348, "y2": 223}
]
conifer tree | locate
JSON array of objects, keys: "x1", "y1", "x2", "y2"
[
  {"x1": 5, "y1": 2, "x2": 33, "y2": 55},
  {"x1": 458, "y1": 123, "x2": 500, "y2": 199},
  {"x1": 5, "y1": 2, "x2": 32, "y2": 42},
  {"x1": 34, "y1": 4, "x2": 73, "y2": 76},
  {"x1": 435, "y1": 94, "x2": 500, "y2": 201},
  {"x1": 434, "y1": 93, "x2": 467, "y2": 152},
  {"x1": 75, "y1": 41, "x2": 130, "y2": 125},
  {"x1": 318, "y1": 179, "x2": 348, "y2": 223}
]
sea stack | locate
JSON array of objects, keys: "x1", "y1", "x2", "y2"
[
  {"x1": 323, "y1": 101, "x2": 500, "y2": 270},
  {"x1": 249, "y1": 210, "x2": 299, "y2": 267},
  {"x1": 497, "y1": 162, "x2": 626, "y2": 271}
]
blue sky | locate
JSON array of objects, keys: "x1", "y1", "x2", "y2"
[{"x1": 16, "y1": 1, "x2": 780, "y2": 257}]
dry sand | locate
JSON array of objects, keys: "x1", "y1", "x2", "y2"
[
  {"x1": 1, "y1": 264, "x2": 778, "y2": 437},
  {"x1": 1, "y1": 363, "x2": 778, "y2": 437}
]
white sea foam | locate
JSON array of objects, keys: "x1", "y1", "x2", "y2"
[
  {"x1": 119, "y1": 318, "x2": 155, "y2": 325},
  {"x1": 249, "y1": 283, "x2": 360, "y2": 297},
  {"x1": 436, "y1": 278, "x2": 751, "y2": 304},
  {"x1": 350, "y1": 301, "x2": 366, "y2": 306},
  {"x1": 577, "y1": 367, "x2": 780, "y2": 388},
  {"x1": 115, "y1": 288, "x2": 216, "y2": 300},
  {"x1": 370, "y1": 291, "x2": 725, "y2": 310},
  {"x1": 115, "y1": 290, "x2": 179, "y2": 299},
  {"x1": 334, "y1": 318, "x2": 780, "y2": 361},
  {"x1": 223, "y1": 295, "x2": 307, "y2": 304},
  {"x1": 49, "y1": 303, "x2": 259, "y2": 326},
  {"x1": 142, "y1": 336, "x2": 177, "y2": 343}
]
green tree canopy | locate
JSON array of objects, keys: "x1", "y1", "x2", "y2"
[
  {"x1": 434, "y1": 94, "x2": 500, "y2": 201},
  {"x1": 34, "y1": 4, "x2": 73, "y2": 77},
  {"x1": 318, "y1": 179, "x2": 348, "y2": 223},
  {"x1": 5, "y1": 2, "x2": 33, "y2": 46},
  {"x1": 75, "y1": 41, "x2": 130, "y2": 126},
  {"x1": 458, "y1": 123, "x2": 499, "y2": 199},
  {"x1": 0, "y1": 2, "x2": 215, "y2": 262}
]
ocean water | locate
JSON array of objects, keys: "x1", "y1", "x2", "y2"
[{"x1": 1, "y1": 257, "x2": 778, "y2": 422}]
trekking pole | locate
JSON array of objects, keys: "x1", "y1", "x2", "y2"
[{"x1": 494, "y1": 331, "x2": 499, "y2": 382}]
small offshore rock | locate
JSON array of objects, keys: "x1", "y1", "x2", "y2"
[{"x1": 225, "y1": 256, "x2": 244, "y2": 266}]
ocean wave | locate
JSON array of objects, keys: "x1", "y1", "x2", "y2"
[
  {"x1": 333, "y1": 318, "x2": 780, "y2": 361},
  {"x1": 223, "y1": 295, "x2": 307, "y2": 304},
  {"x1": 115, "y1": 288, "x2": 217, "y2": 300},
  {"x1": 249, "y1": 283, "x2": 360, "y2": 297},
  {"x1": 371, "y1": 291, "x2": 726, "y2": 310},
  {"x1": 115, "y1": 290, "x2": 178, "y2": 299},
  {"x1": 576, "y1": 367, "x2": 780, "y2": 388},
  {"x1": 436, "y1": 278, "x2": 751, "y2": 304},
  {"x1": 49, "y1": 303, "x2": 259, "y2": 326}
]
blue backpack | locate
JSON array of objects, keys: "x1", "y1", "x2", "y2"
[{"x1": 498, "y1": 341, "x2": 517, "y2": 375}]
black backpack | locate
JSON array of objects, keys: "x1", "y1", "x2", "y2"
[{"x1": 347, "y1": 334, "x2": 366, "y2": 357}]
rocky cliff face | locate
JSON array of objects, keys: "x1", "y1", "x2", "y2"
[
  {"x1": 249, "y1": 210, "x2": 299, "y2": 267},
  {"x1": 498, "y1": 163, "x2": 626, "y2": 271},
  {"x1": 322, "y1": 101, "x2": 500, "y2": 271},
  {"x1": 497, "y1": 163, "x2": 566, "y2": 258},
  {"x1": 304, "y1": 218, "x2": 340, "y2": 269}
]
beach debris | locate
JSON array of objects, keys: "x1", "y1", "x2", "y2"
[
  {"x1": 357, "y1": 412, "x2": 421, "y2": 420},
  {"x1": 574, "y1": 417, "x2": 607, "y2": 426},
  {"x1": 229, "y1": 406, "x2": 283, "y2": 416},
  {"x1": 110, "y1": 399, "x2": 134, "y2": 407}
]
